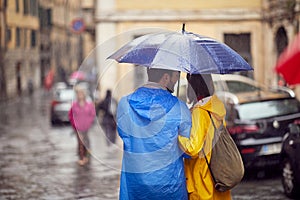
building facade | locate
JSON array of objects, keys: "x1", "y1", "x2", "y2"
[
  {"x1": 0, "y1": 0, "x2": 7, "y2": 101},
  {"x1": 0, "y1": 0, "x2": 96, "y2": 101},
  {"x1": 39, "y1": 0, "x2": 52, "y2": 87},
  {"x1": 44, "y1": 0, "x2": 96, "y2": 85},
  {"x1": 95, "y1": 0, "x2": 300, "y2": 99},
  {"x1": 262, "y1": 0, "x2": 300, "y2": 86},
  {"x1": 3, "y1": 0, "x2": 39, "y2": 99}
]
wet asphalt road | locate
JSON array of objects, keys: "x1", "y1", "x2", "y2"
[{"x1": 0, "y1": 90, "x2": 291, "y2": 200}]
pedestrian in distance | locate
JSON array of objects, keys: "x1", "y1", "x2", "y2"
[
  {"x1": 44, "y1": 68, "x2": 55, "y2": 92},
  {"x1": 97, "y1": 89, "x2": 117, "y2": 146},
  {"x1": 116, "y1": 68, "x2": 192, "y2": 200},
  {"x1": 27, "y1": 78, "x2": 34, "y2": 95},
  {"x1": 179, "y1": 74, "x2": 232, "y2": 200},
  {"x1": 69, "y1": 83, "x2": 96, "y2": 166}
]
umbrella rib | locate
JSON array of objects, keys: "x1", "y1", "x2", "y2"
[
  {"x1": 120, "y1": 33, "x2": 158, "y2": 62},
  {"x1": 146, "y1": 32, "x2": 197, "y2": 74}
]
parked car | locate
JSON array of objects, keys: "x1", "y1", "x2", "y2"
[
  {"x1": 176, "y1": 74, "x2": 295, "y2": 103},
  {"x1": 50, "y1": 87, "x2": 75, "y2": 125},
  {"x1": 213, "y1": 74, "x2": 295, "y2": 97},
  {"x1": 175, "y1": 74, "x2": 300, "y2": 170},
  {"x1": 53, "y1": 82, "x2": 68, "y2": 90},
  {"x1": 280, "y1": 123, "x2": 300, "y2": 198},
  {"x1": 224, "y1": 91, "x2": 300, "y2": 170}
]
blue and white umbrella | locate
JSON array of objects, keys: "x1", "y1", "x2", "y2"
[{"x1": 108, "y1": 26, "x2": 253, "y2": 74}]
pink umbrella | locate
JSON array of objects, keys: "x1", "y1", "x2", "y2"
[{"x1": 70, "y1": 71, "x2": 86, "y2": 81}]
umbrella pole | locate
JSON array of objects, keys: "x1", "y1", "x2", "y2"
[{"x1": 176, "y1": 72, "x2": 181, "y2": 97}]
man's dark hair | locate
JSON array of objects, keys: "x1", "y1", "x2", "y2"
[
  {"x1": 147, "y1": 68, "x2": 173, "y2": 82},
  {"x1": 186, "y1": 74, "x2": 214, "y2": 101}
]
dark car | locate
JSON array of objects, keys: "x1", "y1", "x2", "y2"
[
  {"x1": 176, "y1": 74, "x2": 300, "y2": 170},
  {"x1": 224, "y1": 91, "x2": 300, "y2": 170},
  {"x1": 50, "y1": 87, "x2": 75, "y2": 125},
  {"x1": 280, "y1": 123, "x2": 300, "y2": 199}
]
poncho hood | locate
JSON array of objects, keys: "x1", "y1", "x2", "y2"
[{"x1": 128, "y1": 87, "x2": 177, "y2": 121}]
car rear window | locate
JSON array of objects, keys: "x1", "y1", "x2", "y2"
[
  {"x1": 237, "y1": 98, "x2": 300, "y2": 120},
  {"x1": 225, "y1": 81, "x2": 260, "y2": 93},
  {"x1": 55, "y1": 89, "x2": 74, "y2": 101}
]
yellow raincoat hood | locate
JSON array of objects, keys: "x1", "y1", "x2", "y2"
[{"x1": 193, "y1": 94, "x2": 226, "y2": 121}]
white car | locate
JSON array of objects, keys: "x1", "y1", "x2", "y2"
[{"x1": 50, "y1": 87, "x2": 75, "y2": 125}]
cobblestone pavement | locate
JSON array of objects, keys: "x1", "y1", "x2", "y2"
[
  {"x1": 0, "y1": 91, "x2": 122, "y2": 200},
  {"x1": 0, "y1": 90, "x2": 291, "y2": 200}
]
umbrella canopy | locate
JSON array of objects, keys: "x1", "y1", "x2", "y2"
[
  {"x1": 70, "y1": 71, "x2": 86, "y2": 81},
  {"x1": 275, "y1": 33, "x2": 300, "y2": 85},
  {"x1": 108, "y1": 27, "x2": 253, "y2": 74}
]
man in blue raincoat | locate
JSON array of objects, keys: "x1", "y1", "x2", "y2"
[{"x1": 117, "y1": 68, "x2": 192, "y2": 200}]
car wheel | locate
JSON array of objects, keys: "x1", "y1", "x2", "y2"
[{"x1": 282, "y1": 158, "x2": 300, "y2": 198}]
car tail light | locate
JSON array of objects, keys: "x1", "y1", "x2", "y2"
[
  {"x1": 293, "y1": 119, "x2": 300, "y2": 125},
  {"x1": 51, "y1": 100, "x2": 59, "y2": 107},
  {"x1": 241, "y1": 148, "x2": 256, "y2": 154},
  {"x1": 228, "y1": 124, "x2": 259, "y2": 135}
]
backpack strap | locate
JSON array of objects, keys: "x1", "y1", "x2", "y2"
[
  {"x1": 201, "y1": 111, "x2": 217, "y2": 184},
  {"x1": 207, "y1": 111, "x2": 217, "y2": 130}
]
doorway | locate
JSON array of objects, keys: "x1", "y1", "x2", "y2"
[{"x1": 275, "y1": 27, "x2": 288, "y2": 86}]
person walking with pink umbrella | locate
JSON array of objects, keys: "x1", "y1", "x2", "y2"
[{"x1": 69, "y1": 84, "x2": 96, "y2": 166}]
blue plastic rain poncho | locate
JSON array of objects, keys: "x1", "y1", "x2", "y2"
[{"x1": 117, "y1": 85, "x2": 192, "y2": 200}]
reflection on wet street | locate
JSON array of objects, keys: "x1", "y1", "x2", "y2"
[{"x1": 0, "y1": 91, "x2": 122, "y2": 199}]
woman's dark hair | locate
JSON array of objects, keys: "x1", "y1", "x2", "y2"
[
  {"x1": 106, "y1": 89, "x2": 112, "y2": 98},
  {"x1": 186, "y1": 74, "x2": 214, "y2": 102}
]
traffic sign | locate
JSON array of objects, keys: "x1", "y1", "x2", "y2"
[{"x1": 71, "y1": 18, "x2": 85, "y2": 34}]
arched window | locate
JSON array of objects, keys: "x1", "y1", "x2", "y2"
[
  {"x1": 275, "y1": 27, "x2": 288, "y2": 86},
  {"x1": 275, "y1": 27, "x2": 288, "y2": 57}
]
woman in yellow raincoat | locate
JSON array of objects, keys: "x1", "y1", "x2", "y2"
[{"x1": 179, "y1": 74, "x2": 231, "y2": 200}]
